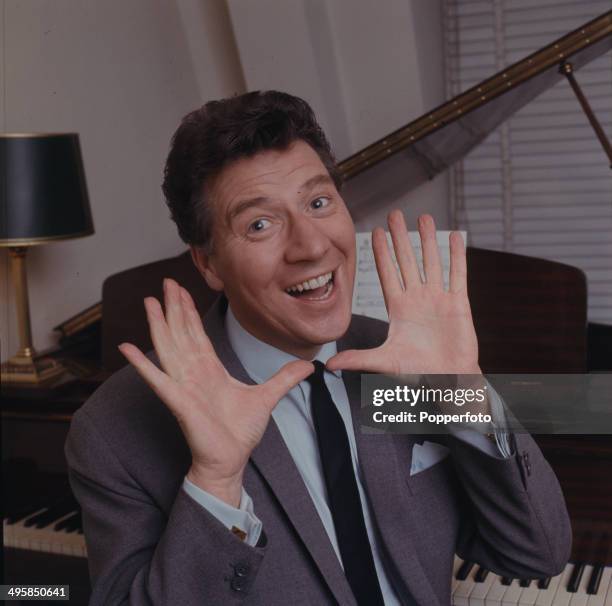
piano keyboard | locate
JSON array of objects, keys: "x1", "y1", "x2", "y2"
[
  {"x1": 3, "y1": 463, "x2": 87, "y2": 558},
  {"x1": 3, "y1": 502, "x2": 87, "y2": 558},
  {"x1": 452, "y1": 556, "x2": 612, "y2": 605}
]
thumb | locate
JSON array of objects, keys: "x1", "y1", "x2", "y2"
[
  {"x1": 326, "y1": 348, "x2": 385, "y2": 373},
  {"x1": 259, "y1": 360, "x2": 315, "y2": 409}
]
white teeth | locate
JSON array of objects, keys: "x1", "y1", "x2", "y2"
[{"x1": 286, "y1": 272, "x2": 333, "y2": 294}]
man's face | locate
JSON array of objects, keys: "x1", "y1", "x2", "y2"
[{"x1": 192, "y1": 140, "x2": 356, "y2": 359}]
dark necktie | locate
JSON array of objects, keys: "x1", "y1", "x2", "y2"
[{"x1": 307, "y1": 360, "x2": 385, "y2": 606}]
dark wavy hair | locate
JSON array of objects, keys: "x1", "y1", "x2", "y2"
[{"x1": 162, "y1": 90, "x2": 342, "y2": 252}]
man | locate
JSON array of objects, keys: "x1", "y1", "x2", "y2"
[{"x1": 65, "y1": 91, "x2": 571, "y2": 605}]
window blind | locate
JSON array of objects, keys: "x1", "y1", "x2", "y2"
[{"x1": 443, "y1": 0, "x2": 612, "y2": 323}]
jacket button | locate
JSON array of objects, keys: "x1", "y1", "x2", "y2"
[
  {"x1": 234, "y1": 562, "x2": 250, "y2": 577},
  {"x1": 231, "y1": 577, "x2": 247, "y2": 592}
]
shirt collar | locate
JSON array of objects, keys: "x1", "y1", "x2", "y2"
[{"x1": 225, "y1": 303, "x2": 341, "y2": 384}]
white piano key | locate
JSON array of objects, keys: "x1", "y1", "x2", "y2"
[
  {"x1": 569, "y1": 565, "x2": 595, "y2": 606},
  {"x1": 484, "y1": 573, "x2": 510, "y2": 605},
  {"x1": 3, "y1": 519, "x2": 14, "y2": 545},
  {"x1": 454, "y1": 563, "x2": 480, "y2": 606},
  {"x1": 587, "y1": 567, "x2": 612, "y2": 606},
  {"x1": 518, "y1": 576, "x2": 543, "y2": 605},
  {"x1": 468, "y1": 570, "x2": 497, "y2": 606},
  {"x1": 502, "y1": 579, "x2": 524, "y2": 606},
  {"x1": 550, "y1": 564, "x2": 578, "y2": 606},
  {"x1": 535, "y1": 565, "x2": 570, "y2": 606},
  {"x1": 453, "y1": 556, "x2": 466, "y2": 595}
]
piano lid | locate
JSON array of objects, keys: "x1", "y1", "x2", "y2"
[{"x1": 337, "y1": 10, "x2": 612, "y2": 186}]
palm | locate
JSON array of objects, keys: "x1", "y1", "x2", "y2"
[
  {"x1": 168, "y1": 358, "x2": 273, "y2": 477},
  {"x1": 382, "y1": 284, "x2": 478, "y2": 374},
  {"x1": 327, "y1": 212, "x2": 480, "y2": 376},
  {"x1": 119, "y1": 279, "x2": 313, "y2": 483}
]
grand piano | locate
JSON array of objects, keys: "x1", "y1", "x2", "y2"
[{"x1": 2, "y1": 9, "x2": 611, "y2": 605}]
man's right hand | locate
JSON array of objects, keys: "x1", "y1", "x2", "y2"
[{"x1": 118, "y1": 278, "x2": 313, "y2": 507}]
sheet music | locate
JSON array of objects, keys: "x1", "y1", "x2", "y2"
[{"x1": 352, "y1": 231, "x2": 467, "y2": 321}]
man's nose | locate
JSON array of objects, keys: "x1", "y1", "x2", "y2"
[{"x1": 284, "y1": 215, "x2": 331, "y2": 263}]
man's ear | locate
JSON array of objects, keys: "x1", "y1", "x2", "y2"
[{"x1": 190, "y1": 245, "x2": 224, "y2": 292}]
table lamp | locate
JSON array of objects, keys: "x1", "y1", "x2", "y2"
[{"x1": 1, "y1": 133, "x2": 94, "y2": 386}]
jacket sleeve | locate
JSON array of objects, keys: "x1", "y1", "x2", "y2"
[
  {"x1": 182, "y1": 479, "x2": 263, "y2": 546},
  {"x1": 449, "y1": 430, "x2": 572, "y2": 580},
  {"x1": 65, "y1": 407, "x2": 266, "y2": 605}
]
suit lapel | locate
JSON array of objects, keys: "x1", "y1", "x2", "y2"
[
  {"x1": 338, "y1": 338, "x2": 440, "y2": 606},
  {"x1": 203, "y1": 297, "x2": 356, "y2": 606}
]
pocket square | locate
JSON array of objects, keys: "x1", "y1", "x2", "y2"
[{"x1": 410, "y1": 441, "x2": 451, "y2": 476}]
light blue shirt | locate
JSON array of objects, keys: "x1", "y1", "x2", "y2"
[{"x1": 183, "y1": 305, "x2": 512, "y2": 605}]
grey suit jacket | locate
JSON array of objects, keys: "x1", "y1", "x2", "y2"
[{"x1": 65, "y1": 295, "x2": 572, "y2": 606}]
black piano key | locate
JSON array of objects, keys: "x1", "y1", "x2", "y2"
[
  {"x1": 6, "y1": 503, "x2": 47, "y2": 524},
  {"x1": 537, "y1": 577, "x2": 551, "y2": 589},
  {"x1": 455, "y1": 561, "x2": 475, "y2": 581},
  {"x1": 28, "y1": 497, "x2": 78, "y2": 529},
  {"x1": 54, "y1": 512, "x2": 80, "y2": 532},
  {"x1": 501, "y1": 576, "x2": 513, "y2": 586},
  {"x1": 24, "y1": 506, "x2": 61, "y2": 528},
  {"x1": 568, "y1": 563, "x2": 585, "y2": 593},
  {"x1": 22, "y1": 511, "x2": 48, "y2": 528},
  {"x1": 519, "y1": 579, "x2": 532, "y2": 587},
  {"x1": 474, "y1": 567, "x2": 489, "y2": 583},
  {"x1": 587, "y1": 565, "x2": 604, "y2": 595},
  {"x1": 32, "y1": 509, "x2": 69, "y2": 528},
  {"x1": 64, "y1": 512, "x2": 82, "y2": 533},
  {"x1": 23, "y1": 508, "x2": 51, "y2": 528}
]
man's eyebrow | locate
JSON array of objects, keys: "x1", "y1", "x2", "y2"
[
  {"x1": 227, "y1": 174, "x2": 335, "y2": 221},
  {"x1": 298, "y1": 173, "x2": 336, "y2": 193},
  {"x1": 227, "y1": 196, "x2": 272, "y2": 222}
]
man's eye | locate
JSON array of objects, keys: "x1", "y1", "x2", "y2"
[
  {"x1": 248, "y1": 218, "x2": 271, "y2": 233},
  {"x1": 311, "y1": 197, "x2": 330, "y2": 210}
]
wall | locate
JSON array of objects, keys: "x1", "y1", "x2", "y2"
[
  {"x1": 1, "y1": 0, "x2": 448, "y2": 358},
  {"x1": 0, "y1": 0, "x2": 245, "y2": 355},
  {"x1": 226, "y1": 0, "x2": 450, "y2": 233}
]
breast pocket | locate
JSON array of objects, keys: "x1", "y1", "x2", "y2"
[{"x1": 405, "y1": 455, "x2": 462, "y2": 554}]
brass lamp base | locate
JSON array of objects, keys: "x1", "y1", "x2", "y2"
[{"x1": 1, "y1": 351, "x2": 66, "y2": 387}]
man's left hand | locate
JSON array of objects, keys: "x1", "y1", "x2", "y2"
[{"x1": 326, "y1": 210, "x2": 481, "y2": 377}]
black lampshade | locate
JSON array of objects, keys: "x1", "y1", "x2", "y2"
[{"x1": 0, "y1": 133, "x2": 94, "y2": 246}]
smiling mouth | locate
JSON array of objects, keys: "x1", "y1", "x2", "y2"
[{"x1": 285, "y1": 271, "x2": 335, "y2": 301}]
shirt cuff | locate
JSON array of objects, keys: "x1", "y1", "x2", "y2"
[
  {"x1": 447, "y1": 380, "x2": 514, "y2": 459},
  {"x1": 182, "y1": 477, "x2": 263, "y2": 546}
]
